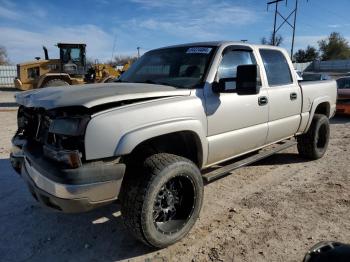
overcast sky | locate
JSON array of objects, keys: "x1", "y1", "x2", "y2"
[{"x1": 1, "y1": 0, "x2": 349, "y2": 63}]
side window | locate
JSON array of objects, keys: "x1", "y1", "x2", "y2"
[
  {"x1": 259, "y1": 49, "x2": 292, "y2": 86},
  {"x1": 217, "y1": 50, "x2": 256, "y2": 90}
]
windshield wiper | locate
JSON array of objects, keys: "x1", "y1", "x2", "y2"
[
  {"x1": 142, "y1": 80, "x2": 164, "y2": 85},
  {"x1": 117, "y1": 79, "x2": 183, "y2": 88},
  {"x1": 114, "y1": 78, "x2": 128, "y2": 83},
  {"x1": 140, "y1": 80, "x2": 181, "y2": 87}
]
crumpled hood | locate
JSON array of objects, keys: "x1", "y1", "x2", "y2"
[{"x1": 15, "y1": 82, "x2": 191, "y2": 109}]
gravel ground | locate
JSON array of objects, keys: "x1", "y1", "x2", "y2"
[{"x1": 0, "y1": 101, "x2": 349, "y2": 262}]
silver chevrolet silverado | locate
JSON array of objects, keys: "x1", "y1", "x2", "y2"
[{"x1": 10, "y1": 42, "x2": 337, "y2": 247}]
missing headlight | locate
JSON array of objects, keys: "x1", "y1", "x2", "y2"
[{"x1": 49, "y1": 116, "x2": 90, "y2": 136}]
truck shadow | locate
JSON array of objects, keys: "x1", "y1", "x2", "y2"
[
  {"x1": 330, "y1": 115, "x2": 350, "y2": 124},
  {"x1": 251, "y1": 152, "x2": 311, "y2": 166},
  {"x1": 0, "y1": 158, "x2": 155, "y2": 262}
]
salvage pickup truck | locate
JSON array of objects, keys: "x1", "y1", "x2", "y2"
[{"x1": 10, "y1": 42, "x2": 337, "y2": 248}]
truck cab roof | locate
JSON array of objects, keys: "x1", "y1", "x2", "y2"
[{"x1": 153, "y1": 41, "x2": 286, "y2": 52}]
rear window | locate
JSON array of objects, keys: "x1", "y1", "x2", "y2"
[
  {"x1": 259, "y1": 49, "x2": 293, "y2": 86},
  {"x1": 302, "y1": 74, "x2": 322, "y2": 81}
]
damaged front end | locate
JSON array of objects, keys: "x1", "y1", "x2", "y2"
[
  {"x1": 11, "y1": 106, "x2": 90, "y2": 172},
  {"x1": 10, "y1": 105, "x2": 125, "y2": 213}
]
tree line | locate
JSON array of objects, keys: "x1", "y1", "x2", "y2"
[
  {"x1": 1, "y1": 31, "x2": 350, "y2": 65},
  {"x1": 106, "y1": 55, "x2": 138, "y2": 67},
  {"x1": 0, "y1": 46, "x2": 9, "y2": 65},
  {"x1": 261, "y1": 32, "x2": 350, "y2": 63}
]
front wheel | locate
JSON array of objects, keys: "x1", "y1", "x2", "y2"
[
  {"x1": 297, "y1": 114, "x2": 330, "y2": 160},
  {"x1": 120, "y1": 153, "x2": 204, "y2": 248}
]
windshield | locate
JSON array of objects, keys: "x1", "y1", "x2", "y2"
[
  {"x1": 61, "y1": 47, "x2": 82, "y2": 63},
  {"x1": 117, "y1": 46, "x2": 216, "y2": 88}
]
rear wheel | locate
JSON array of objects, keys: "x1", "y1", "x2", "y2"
[
  {"x1": 297, "y1": 114, "x2": 330, "y2": 160},
  {"x1": 120, "y1": 153, "x2": 203, "y2": 248},
  {"x1": 42, "y1": 79, "x2": 69, "y2": 88}
]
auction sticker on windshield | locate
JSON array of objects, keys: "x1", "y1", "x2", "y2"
[{"x1": 186, "y1": 47, "x2": 212, "y2": 54}]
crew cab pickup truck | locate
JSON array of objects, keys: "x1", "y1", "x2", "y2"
[{"x1": 10, "y1": 42, "x2": 337, "y2": 248}]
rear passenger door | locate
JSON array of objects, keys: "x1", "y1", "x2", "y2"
[{"x1": 259, "y1": 49, "x2": 302, "y2": 143}]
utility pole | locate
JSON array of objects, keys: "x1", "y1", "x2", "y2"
[
  {"x1": 267, "y1": 0, "x2": 284, "y2": 46},
  {"x1": 267, "y1": 0, "x2": 307, "y2": 59},
  {"x1": 290, "y1": 0, "x2": 298, "y2": 59},
  {"x1": 271, "y1": 0, "x2": 282, "y2": 45},
  {"x1": 111, "y1": 34, "x2": 117, "y2": 62},
  {"x1": 137, "y1": 47, "x2": 140, "y2": 58}
]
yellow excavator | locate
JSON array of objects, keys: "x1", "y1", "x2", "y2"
[{"x1": 14, "y1": 43, "x2": 130, "y2": 90}]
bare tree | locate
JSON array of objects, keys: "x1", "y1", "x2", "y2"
[
  {"x1": 261, "y1": 32, "x2": 284, "y2": 46},
  {"x1": 107, "y1": 55, "x2": 138, "y2": 66},
  {"x1": 0, "y1": 46, "x2": 9, "y2": 65}
]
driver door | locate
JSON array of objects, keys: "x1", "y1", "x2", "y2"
[{"x1": 205, "y1": 47, "x2": 269, "y2": 165}]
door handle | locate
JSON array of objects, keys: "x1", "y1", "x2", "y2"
[
  {"x1": 258, "y1": 96, "x2": 268, "y2": 106},
  {"x1": 290, "y1": 92, "x2": 298, "y2": 100}
]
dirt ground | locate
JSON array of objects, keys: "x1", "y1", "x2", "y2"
[{"x1": 0, "y1": 93, "x2": 349, "y2": 262}]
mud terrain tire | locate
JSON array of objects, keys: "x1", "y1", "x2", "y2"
[
  {"x1": 120, "y1": 153, "x2": 203, "y2": 248},
  {"x1": 297, "y1": 114, "x2": 330, "y2": 160}
]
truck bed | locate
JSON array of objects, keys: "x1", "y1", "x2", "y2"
[{"x1": 299, "y1": 80, "x2": 337, "y2": 115}]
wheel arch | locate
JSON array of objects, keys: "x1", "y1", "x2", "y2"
[
  {"x1": 37, "y1": 73, "x2": 72, "y2": 88},
  {"x1": 304, "y1": 97, "x2": 332, "y2": 132},
  {"x1": 116, "y1": 121, "x2": 207, "y2": 168}
]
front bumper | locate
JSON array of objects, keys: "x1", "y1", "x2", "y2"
[
  {"x1": 10, "y1": 148, "x2": 24, "y2": 174},
  {"x1": 11, "y1": 143, "x2": 126, "y2": 213},
  {"x1": 10, "y1": 137, "x2": 26, "y2": 174}
]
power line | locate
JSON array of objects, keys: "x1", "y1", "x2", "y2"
[
  {"x1": 296, "y1": 1, "x2": 348, "y2": 31},
  {"x1": 267, "y1": 0, "x2": 284, "y2": 46},
  {"x1": 315, "y1": 1, "x2": 350, "y2": 24},
  {"x1": 291, "y1": 0, "x2": 298, "y2": 59},
  {"x1": 267, "y1": 0, "x2": 309, "y2": 58}
]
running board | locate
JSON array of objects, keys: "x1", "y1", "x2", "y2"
[{"x1": 202, "y1": 140, "x2": 297, "y2": 183}]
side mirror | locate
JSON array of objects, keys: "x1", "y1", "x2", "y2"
[
  {"x1": 212, "y1": 78, "x2": 228, "y2": 93},
  {"x1": 212, "y1": 64, "x2": 259, "y2": 95},
  {"x1": 236, "y1": 64, "x2": 259, "y2": 95}
]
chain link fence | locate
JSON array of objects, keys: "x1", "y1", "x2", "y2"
[{"x1": 0, "y1": 65, "x2": 17, "y2": 88}]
